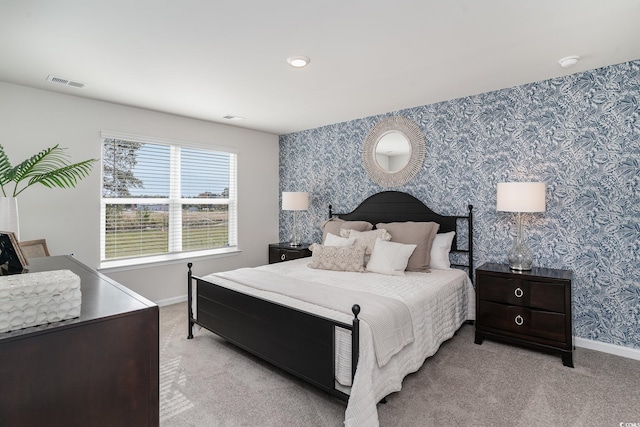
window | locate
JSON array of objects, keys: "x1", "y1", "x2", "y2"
[{"x1": 100, "y1": 132, "x2": 237, "y2": 268}]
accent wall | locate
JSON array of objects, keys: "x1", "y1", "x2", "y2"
[{"x1": 279, "y1": 60, "x2": 640, "y2": 350}]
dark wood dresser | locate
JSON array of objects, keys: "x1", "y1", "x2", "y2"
[
  {"x1": 0, "y1": 255, "x2": 159, "y2": 426},
  {"x1": 474, "y1": 262, "x2": 573, "y2": 367},
  {"x1": 268, "y1": 242, "x2": 312, "y2": 264}
]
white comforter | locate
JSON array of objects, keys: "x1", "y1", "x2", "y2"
[{"x1": 199, "y1": 259, "x2": 475, "y2": 427}]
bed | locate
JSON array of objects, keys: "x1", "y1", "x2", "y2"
[{"x1": 187, "y1": 191, "x2": 474, "y2": 426}]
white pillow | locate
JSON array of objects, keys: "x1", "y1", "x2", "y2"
[
  {"x1": 430, "y1": 231, "x2": 455, "y2": 270},
  {"x1": 366, "y1": 238, "x2": 417, "y2": 276},
  {"x1": 324, "y1": 232, "x2": 356, "y2": 247}
]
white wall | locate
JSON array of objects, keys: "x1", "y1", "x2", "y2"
[{"x1": 0, "y1": 81, "x2": 280, "y2": 303}]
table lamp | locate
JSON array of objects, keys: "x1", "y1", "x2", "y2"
[
  {"x1": 496, "y1": 182, "x2": 546, "y2": 271},
  {"x1": 282, "y1": 192, "x2": 308, "y2": 246}
]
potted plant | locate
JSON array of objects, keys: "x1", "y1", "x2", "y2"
[{"x1": 0, "y1": 144, "x2": 98, "y2": 240}]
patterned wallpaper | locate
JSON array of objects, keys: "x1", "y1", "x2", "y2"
[{"x1": 279, "y1": 60, "x2": 640, "y2": 350}]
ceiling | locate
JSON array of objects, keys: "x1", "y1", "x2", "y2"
[{"x1": 1, "y1": 1, "x2": 639, "y2": 136}]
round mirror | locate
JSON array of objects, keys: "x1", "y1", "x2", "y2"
[
  {"x1": 375, "y1": 131, "x2": 411, "y2": 173},
  {"x1": 362, "y1": 116, "x2": 426, "y2": 187}
]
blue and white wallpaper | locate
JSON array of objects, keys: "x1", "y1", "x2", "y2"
[{"x1": 279, "y1": 60, "x2": 640, "y2": 350}]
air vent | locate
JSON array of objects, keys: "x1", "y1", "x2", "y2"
[
  {"x1": 223, "y1": 115, "x2": 244, "y2": 120},
  {"x1": 46, "y1": 75, "x2": 87, "y2": 89}
]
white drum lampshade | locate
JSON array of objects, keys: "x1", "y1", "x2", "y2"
[
  {"x1": 497, "y1": 182, "x2": 546, "y2": 213},
  {"x1": 282, "y1": 192, "x2": 309, "y2": 211}
]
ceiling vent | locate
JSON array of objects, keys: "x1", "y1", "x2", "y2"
[{"x1": 46, "y1": 75, "x2": 87, "y2": 89}]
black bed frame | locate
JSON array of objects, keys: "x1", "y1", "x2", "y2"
[{"x1": 187, "y1": 191, "x2": 473, "y2": 402}]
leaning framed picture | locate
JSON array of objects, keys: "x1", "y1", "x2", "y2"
[{"x1": 0, "y1": 231, "x2": 29, "y2": 273}]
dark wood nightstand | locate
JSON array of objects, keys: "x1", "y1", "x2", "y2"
[
  {"x1": 474, "y1": 262, "x2": 574, "y2": 367},
  {"x1": 268, "y1": 243, "x2": 312, "y2": 264}
]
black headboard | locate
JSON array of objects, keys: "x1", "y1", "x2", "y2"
[{"x1": 329, "y1": 191, "x2": 473, "y2": 276}]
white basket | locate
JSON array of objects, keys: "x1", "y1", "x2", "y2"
[{"x1": 0, "y1": 269, "x2": 81, "y2": 333}]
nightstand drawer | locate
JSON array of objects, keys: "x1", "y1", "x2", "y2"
[
  {"x1": 268, "y1": 243, "x2": 312, "y2": 264},
  {"x1": 271, "y1": 248, "x2": 304, "y2": 263},
  {"x1": 478, "y1": 275, "x2": 565, "y2": 312},
  {"x1": 475, "y1": 263, "x2": 573, "y2": 367},
  {"x1": 478, "y1": 301, "x2": 566, "y2": 342}
]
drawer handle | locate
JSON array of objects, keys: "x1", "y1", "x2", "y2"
[
  {"x1": 514, "y1": 315, "x2": 524, "y2": 326},
  {"x1": 514, "y1": 287, "x2": 524, "y2": 298},
  {"x1": 281, "y1": 254, "x2": 286, "y2": 261}
]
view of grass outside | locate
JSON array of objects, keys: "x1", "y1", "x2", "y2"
[
  {"x1": 182, "y1": 209, "x2": 229, "y2": 251},
  {"x1": 105, "y1": 205, "x2": 228, "y2": 259}
]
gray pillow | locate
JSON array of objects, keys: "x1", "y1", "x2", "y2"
[
  {"x1": 376, "y1": 221, "x2": 440, "y2": 272},
  {"x1": 321, "y1": 218, "x2": 373, "y2": 243}
]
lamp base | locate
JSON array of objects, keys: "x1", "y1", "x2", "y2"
[
  {"x1": 509, "y1": 263, "x2": 532, "y2": 272},
  {"x1": 507, "y1": 239, "x2": 534, "y2": 271},
  {"x1": 289, "y1": 211, "x2": 301, "y2": 247},
  {"x1": 507, "y1": 212, "x2": 534, "y2": 271}
]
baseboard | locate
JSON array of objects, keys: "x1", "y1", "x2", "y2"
[
  {"x1": 575, "y1": 337, "x2": 640, "y2": 361},
  {"x1": 152, "y1": 297, "x2": 640, "y2": 361},
  {"x1": 156, "y1": 295, "x2": 187, "y2": 307}
]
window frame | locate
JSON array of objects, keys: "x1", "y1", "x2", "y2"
[{"x1": 99, "y1": 131, "x2": 238, "y2": 270}]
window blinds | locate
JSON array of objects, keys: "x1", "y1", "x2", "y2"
[{"x1": 100, "y1": 135, "x2": 237, "y2": 266}]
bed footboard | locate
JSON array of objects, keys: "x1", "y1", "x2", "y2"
[{"x1": 187, "y1": 263, "x2": 360, "y2": 401}]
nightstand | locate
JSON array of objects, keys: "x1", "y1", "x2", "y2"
[
  {"x1": 474, "y1": 263, "x2": 574, "y2": 367},
  {"x1": 268, "y1": 243, "x2": 312, "y2": 264}
]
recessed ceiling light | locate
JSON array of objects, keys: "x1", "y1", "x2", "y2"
[
  {"x1": 286, "y1": 56, "x2": 310, "y2": 68},
  {"x1": 558, "y1": 55, "x2": 580, "y2": 68}
]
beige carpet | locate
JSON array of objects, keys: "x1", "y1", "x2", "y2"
[{"x1": 159, "y1": 302, "x2": 640, "y2": 426}]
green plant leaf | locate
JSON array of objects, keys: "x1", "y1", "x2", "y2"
[
  {"x1": 0, "y1": 144, "x2": 98, "y2": 197},
  {"x1": 0, "y1": 145, "x2": 13, "y2": 196},
  {"x1": 25, "y1": 159, "x2": 96, "y2": 193}
]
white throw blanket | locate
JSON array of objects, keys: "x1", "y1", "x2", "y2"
[{"x1": 214, "y1": 268, "x2": 414, "y2": 367}]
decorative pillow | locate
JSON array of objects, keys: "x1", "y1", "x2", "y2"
[
  {"x1": 430, "y1": 231, "x2": 456, "y2": 270},
  {"x1": 308, "y1": 245, "x2": 365, "y2": 272},
  {"x1": 321, "y1": 218, "x2": 373, "y2": 243},
  {"x1": 366, "y1": 238, "x2": 417, "y2": 276},
  {"x1": 324, "y1": 232, "x2": 356, "y2": 247},
  {"x1": 376, "y1": 221, "x2": 439, "y2": 272},
  {"x1": 340, "y1": 228, "x2": 392, "y2": 255}
]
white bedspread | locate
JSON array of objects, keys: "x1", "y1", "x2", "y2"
[{"x1": 199, "y1": 259, "x2": 475, "y2": 427}]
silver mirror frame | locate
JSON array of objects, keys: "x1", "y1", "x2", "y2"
[{"x1": 362, "y1": 116, "x2": 426, "y2": 187}]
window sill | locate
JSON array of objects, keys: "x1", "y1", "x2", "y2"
[{"x1": 98, "y1": 247, "x2": 241, "y2": 273}]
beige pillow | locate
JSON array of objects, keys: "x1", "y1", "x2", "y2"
[
  {"x1": 308, "y1": 245, "x2": 365, "y2": 272},
  {"x1": 321, "y1": 218, "x2": 373, "y2": 243},
  {"x1": 376, "y1": 221, "x2": 440, "y2": 272},
  {"x1": 324, "y1": 233, "x2": 356, "y2": 247},
  {"x1": 340, "y1": 228, "x2": 392, "y2": 255},
  {"x1": 366, "y1": 238, "x2": 417, "y2": 276}
]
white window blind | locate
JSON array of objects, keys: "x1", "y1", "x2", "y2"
[{"x1": 100, "y1": 133, "x2": 237, "y2": 268}]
